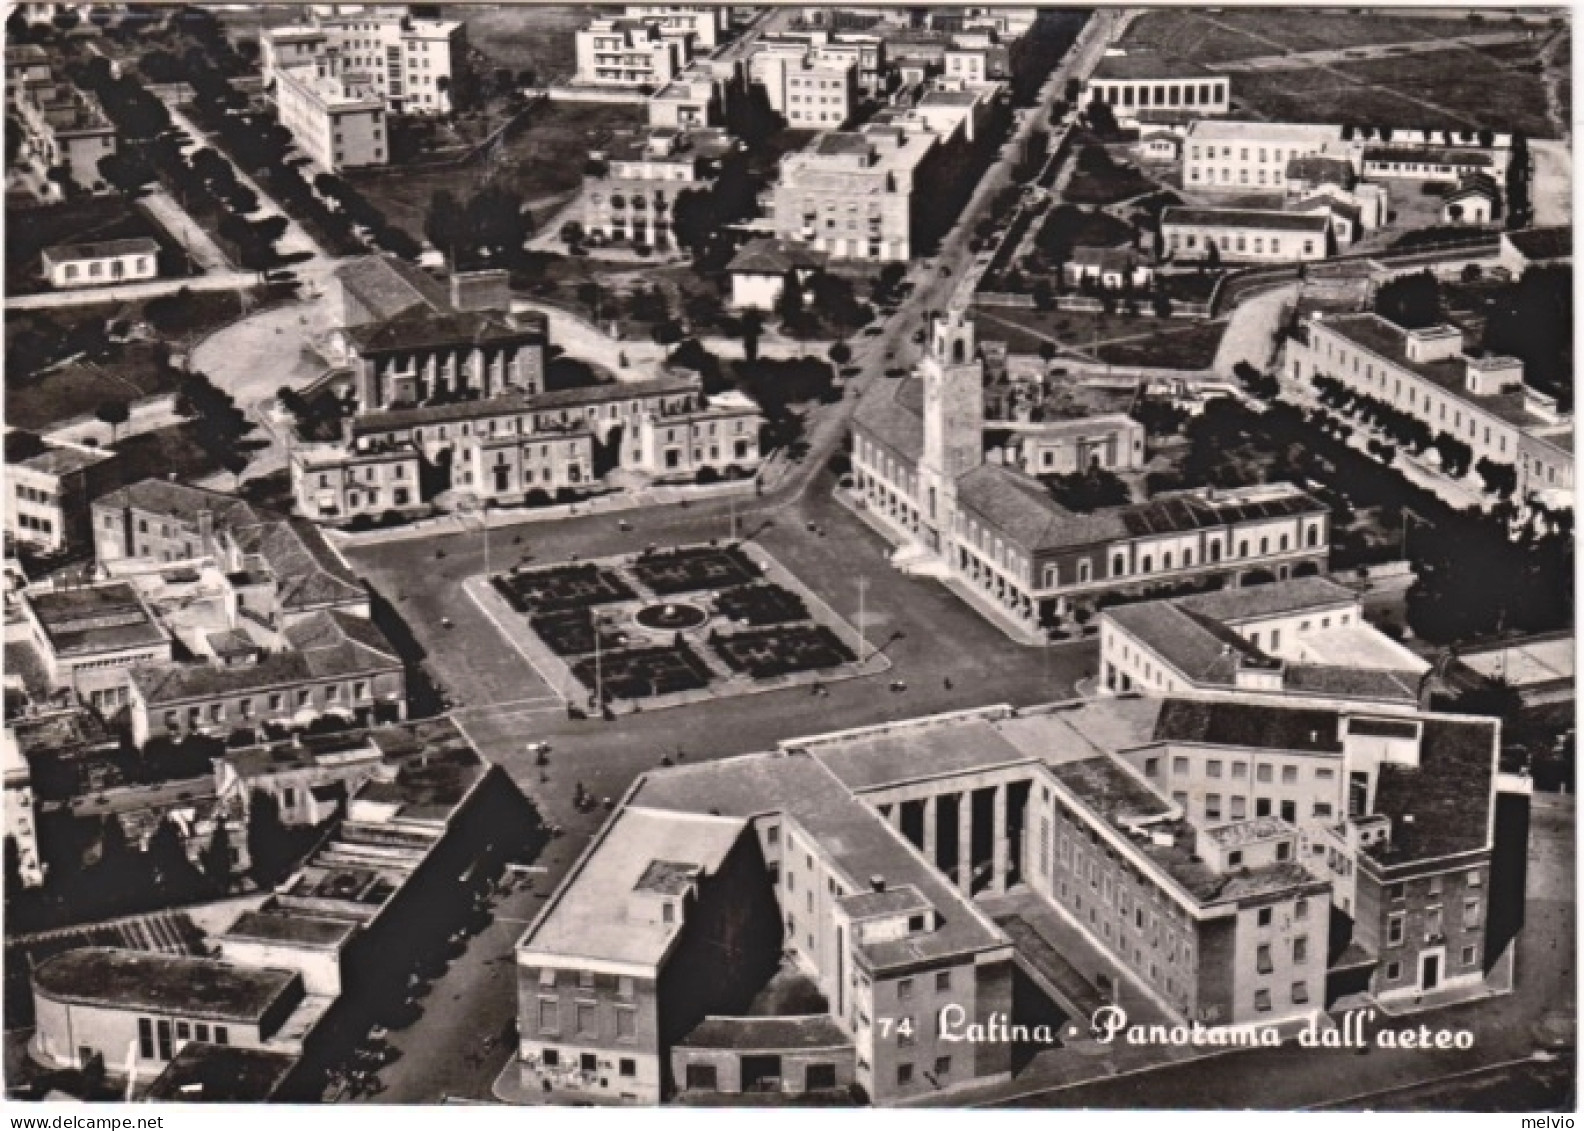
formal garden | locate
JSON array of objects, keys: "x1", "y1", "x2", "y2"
[{"x1": 485, "y1": 542, "x2": 879, "y2": 711}]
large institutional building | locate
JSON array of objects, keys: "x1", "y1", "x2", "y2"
[
  {"x1": 1083, "y1": 52, "x2": 1231, "y2": 126},
  {"x1": 273, "y1": 62, "x2": 389, "y2": 171},
  {"x1": 1288, "y1": 313, "x2": 1574, "y2": 498},
  {"x1": 851, "y1": 309, "x2": 1330, "y2": 640},
  {"x1": 261, "y1": 8, "x2": 465, "y2": 115},
  {"x1": 514, "y1": 690, "x2": 1504, "y2": 1104}
]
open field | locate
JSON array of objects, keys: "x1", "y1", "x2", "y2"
[
  {"x1": 1093, "y1": 321, "x2": 1229, "y2": 369},
  {"x1": 347, "y1": 101, "x2": 644, "y2": 242},
  {"x1": 1120, "y1": 10, "x2": 1520, "y2": 64},
  {"x1": 455, "y1": 4, "x2": 601, "y2": 85}
]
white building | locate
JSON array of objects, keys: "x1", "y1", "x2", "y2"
[
  {"x1": 41, "y1": 238, "x2": 159, "y2": 289},
  {"x1": 1162, "y1": 207, "x2": 1332, "y2": 263},
  {"x1": 262, "y1": 9, "x2": 465, "y2": 115},
  {"x1": 1184, "y1": 121, "x2": 1351, "y2": 193},
  {"x1": 1084, "y1": 52, "x2": 1230, "y2": 126},
  {"x1": 1100, "y1": 576, "x2": 1430, "y2": 708},
  {"x1": 574, "y1": 17, "x2": 692, "y2": 89},
  {"x1": 1289, "y1": 313, "x2": 1574, "y2": 499},
  {"x1": 7, "y1": 442, "x2": 119, "y2": 553},
  {"x1": 623, "y1": 5, "x2": 723, "y2": 50},
  {"x1": 748, "y1": 42, "x2": 859, "y2": 128},
  {"x1": 275, "y1": 63, "x2": 388, "y2": 171}
]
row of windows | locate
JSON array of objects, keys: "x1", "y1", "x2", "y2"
[
  {"x1": 14, "y1": 484, "x2": 57, "y2": 504},
  {"x1": 137, "y1": 1017, "x2": 228, "y2": 1061},
  {"x1": 161, "y1": 681, "x2": 374, "y2": 728},
  {"x1": 1382, "y1": 946, "x2": 1480, "y2": 983},
  {"x1": 1169, "y1": 227, "x2": 1317, "y2": 256},
  {"x1": 1385, "y1": 899, "x2": 1481, "y2": 945},
  {"x1": 1094, "y1": 81, "x2": 1225, "y2": 109},
  {"x1": 1188, "y1": 145, "x2": 1298, "y2": 164},
  {"x1": 1252, "y1": 982, "x2": 1310, "y2": 1012},
  {"x1": 61, "y1": 256, "x2": 153, "y2": 279},
  {"x1": 1388, "y1": 870, "x2": 1482, "y2": 900},
  {"x1": 537, "y1": 1048, "x2": 638, "y2": 1077},
  {"x1": 13, "y1": 514, "x2": 54, "y2": 535},
  {"x1": 537, "y1": 997, "x2": 638, "y2": 1041}
]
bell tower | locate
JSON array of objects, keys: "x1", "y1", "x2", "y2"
[{"x1": 918, "y1": 306, "x2": 984, "y2": 548}]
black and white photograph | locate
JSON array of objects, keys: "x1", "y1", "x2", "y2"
[{"x1": 0, "y1": 0, "x2": 1575, "y2": 1115}]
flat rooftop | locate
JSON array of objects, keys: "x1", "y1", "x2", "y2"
[
  {"x1": 26, "y1": 583, "x2": 166, "y2": 657},
  {"x1": 143, "y1": 1043, "x2": 299, "y2": 1102},
  {"x1": 222, "y1": 904, "x2": 360, "y2": 949},
  {"x1": 811, "y1": 716, "x2": 1034, "y2": 791},
  {"x1": 520, "y1": 806, "x2": 746, "y2": 969},
  {"x1": 1092, "y1": 53, "x2": 1214, "y2": 81},
  {"x1": 1366, "y1": 717, "x2": 1497, "y2": 866},
  {"x1": 32, "y1": 947, "x2": 300, "y2": 1022},
  {"x1": 355, "y1": 717, "x2": 489, "y2": 821}
]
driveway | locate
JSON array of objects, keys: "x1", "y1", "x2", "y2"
[{"x1": 1213, "y1": 282, "x2": 1300, "y2": 377}]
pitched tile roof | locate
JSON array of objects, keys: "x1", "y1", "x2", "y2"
[
  {"x1": 231, "y1": 519, "x2": 364, "y2": 612},
  {"x1": 344, "y1": 310, "x2": 547, "y2": 355},
  {"x1": 334, "y1": 254, "x2": 451, "y2": 323},
  {"x1": 852, "y1": 376, "x2": 925, "y2": 462},
  {"x1": 95, "y1": 479, "x2": 262, "y2": 529}
]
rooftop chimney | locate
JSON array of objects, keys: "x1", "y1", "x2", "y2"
[{"x1": 870, "y1": 875, "x2": 886, "y2": 894}]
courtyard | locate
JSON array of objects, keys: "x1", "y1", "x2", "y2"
[{"x1": 484, "y1": 541, "x2": 878, "y2": 712}]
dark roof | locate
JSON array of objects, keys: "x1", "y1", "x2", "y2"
[
  {"x1": 1282, "y1": 665, "x2": 1419, "y2": 700},
  {"x1": 10, "y1": 443, "x2": 114, "y2": 476},
  {"x1": 726, "y1": 238, "x2": 827, "y2": 276},
  {"x1": 956, "y1": 462, "x2": 1125, "y2": 551},
  {"x1": 130, "y1": 610, "x2": 399, "y2": 706},
  {"x1": 1295, "y1": 195, "x2": 1362, "y2": 223},
  {"x1": 1504, "y1": 226, "x2": 1571, "y2": 263},
  {"x1": 1285, "y1": 156, "x2": 1355, "y2": 187},
  {"x1": 675, "y1": 1014, "x2": 851, "y2": 1051},
  {"x1": 41, "y1": 238, "x2": 159, "y2": 264},
  {"x1": 144, "y1": 1043, "x2": 299, "y2": 1102},
  {"x1": 852, "y1": 376, "x2": 925, "y2": 462},
  {"x1": 223, "y1": 904, "x2": 359, "y2": 948},
  {"x1": 1366, "y1": 718, "x2": 1497, "y2": 866},
  {"x1": 344, "y1": 310, "x2": 546, "y2": 355},
  {"x1": 351, "y1": 374, "x2": 699, "y2": 434},
  {"x1": 1446, "y1": 181, "x2": 1500, "y2": 203},
  {"x1": 95, "y1": 479, "x2": 262, "y2": 529},
  {"x1": 1153, "y1": 698, "x2": 1345, "y2": 754},
  {"x1": 815, "y1": 131, "x2": 873, "y2": 157},
  {"x1": 1048, "y1": 756, "x2": 1171, "y2": 825},
  {"x1": 1091, "y1": 53, "x2": 1211, "y2": 82},
  {"x1": 1162, "y1": 207, "x2": 1330, "y2": 234},
  {"x1": 32, "y1": 947, "x2": 300, "y2": 1022},
  {"x1": 27, "y1": 583, "x2": 166, "y2": 657},
  {"x1": 232, "y1": 518, "x2": 364, "y2": 612},
  {"x1": 334, "y1": 254, "x2": 451, "y2": 323}
]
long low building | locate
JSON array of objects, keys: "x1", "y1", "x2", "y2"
[
  {"x1": 1287, "y1": 312, "x2": 1574, "y2": 499},
  {"x1": 1083, "y1": 53, "x2": 1230, "y2": 125},
  {"x1": 1161, "y1": 207, "x2": 1332, "y2": 264},
  {"x1": 1099, "y1": 576, "x2": 1429, "y2": 708}
]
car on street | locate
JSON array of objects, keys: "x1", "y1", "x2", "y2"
[{"x1": 862, "y1": 325, "x2": 884, "y2": 336}]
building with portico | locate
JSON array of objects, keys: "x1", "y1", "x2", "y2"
[{"x1": 1083, "y1": 53, "x2": 1230, "y2": 127}]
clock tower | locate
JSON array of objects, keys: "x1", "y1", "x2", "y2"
[{"x1": 918, "y1": 307, "x2": 984, "y2": 551}]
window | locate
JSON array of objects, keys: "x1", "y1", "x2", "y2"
[
  {"x1": 1295, "y1": 899, "x2": 1308, "y2": 921},
  {"x1": 1281, "y1": 766, "x2": 1297, "y2": 785},
  {"x1": 1387, "y1": 915, "x2": 1405, "y2": 946},
  {"x1": 214, "y1": 1027, "x2": 229, "y2": 1046},
  {"x1": 1144, "y1": 757, "x2": 1160, "y2": 777},
  {"x1": 1208, "y1": 760, "x2": 1223, "y2": 779},
  {"x1": 1292, "y1": 981, "x2": 1310, "y2": 1005},
  {"x1": 1254, "y1": 989, "x2": 1272, "y2": 1012},
  {"x1": 576, "y1": 1003, "x2": 597, "y2": 1035},
  {"x1": 1232, "y1": 761, "x2": 1247, "y2": 778},
  {"x1": 1257, "y1": 907, "x2": 1272, "y2": 928},
  {"x1": 934, "y1": 1056, "x2": 952, "y2": 1077},
  {"x1": 897, "y1": 978, "x2": 914, "y2": 1002},
  {"x1": 1228, "y1": 850, "x2": 1243, "y2": 867},
  {"x1": 1172, "y1": 756, "x2": 1189, "y2": 775},
  {"x1": 539, "y1": 968, "x2": 557, "y2": 988},
  {"x1": 1463, "y1": 898, "x2": 1481, "y2": 928},
  {"x1": 1256, "y1": 944, "x2": 1273, "y2": 974},
  {"x1": 897, "y1": 1064, "x2": 914, "y2": 1086},
  {"x1": 616, "y1": 1008, "x2": 636, "y2": 1039},
  {"x1": 1386, "y1": 961, "x2": 1402, "y2": 981},
  {"x1": 1462, "y1": 945, "x2": 1478, "y2": 967},
  {"x1": 1467, "y1": 870, "x2": 1482, "y2": 888},
  {"x1": 935, "y1": 971, "x2": 952, "y2": 992},
  {"x1": 1293, "y1": 936, "x2": 1308, "y2": 963},
  {"x1": 1389, "y1": 883, "x2": 1406, "y2": 902},
  {"x1": 138, "y1": 1018, "x2": 154, "y2": 1060},
  {"x1": 1205, "y1": 794, "x2": 1222, "y2": 821},
  {"x1": 539, "y1": 999, "x2": 559, "y2": 1032},
  {"x1": 578, "y1": 970, "x2": 595, "y2": 989},
  {"x1": 1256, "y1": 765, "x2": 1273, "y2": 784},
  {"x1": 619, "y1": 1058, "x2": 636, "y2": 1078}
]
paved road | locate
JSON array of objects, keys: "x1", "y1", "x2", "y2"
[
  {"x1": 139, "y1": 186, "x2": 234, "y2": 272},
  {"x1": 1212, "y1": 281, "x2": 1299, "y2": 377},
  {"x1": 5, "y1": 269, "x2": 261, "y2": 310}
]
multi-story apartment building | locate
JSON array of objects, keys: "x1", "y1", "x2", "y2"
[
  {"x1": 648, "y1": 66, "x2": 722, "y2": 128},
  {"x1": 7, "y1": 442, "x2": 120, "y2": 554},
  {"x1": 1162, "y1": 207, "x2": 1333, "y2": 264},
  {"x1": 290, "y1": 440, "x2": 423, "y2": 524},
  {"x1": 274, "y1": 62, "x2": 388, "y2": 171},
  {"x1": 1100, "y1": 577, "x2": 1429, "y2": 708},
  {"x1": 585, "y1": 127, "x2": 737, "y2": 249},
  {"x1": 771, "y1": 127, "x2": 941, "y2": 262},
  {"x1": 574, "y1": 18, "x2": 692, "y2": 89},
  {"x1": 332, "y1": 310, "x2": 550, "y2": 414},
  {"x1": 1083, "y1": 54, "x2": 1230, "y2": 126},
  {"x1": 262, "y1": 10, "x2": 465, "y2": 114},
  {"x1": 851, "y1": 310, "x2": 1330, "y2": 640},
  {"x1": 623, "y1": 5, "x2": 723, "y2": 50},
  {"x1": 1288, "y1": 313, "x2": 1575, "y2": 498},
  {"x1": 14, "y1": 76, "x2": 117, "y2": 195},
  {"x1": 748, "y1": 41, "x2": 859, "y2": 127}
]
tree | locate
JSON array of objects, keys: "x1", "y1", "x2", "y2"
[
  {"x1": 1374, "y1": 270, "x2": 1441, "y2": 329},
  {"x1": 1084, "y1": 95, "x2": 1118, "y2": 138},
  {"x1": 1032, "y1": 279, "x2": 1055, "y2": 311},
  {"x1": 741, "y1": 309, "x2": 764, "y2": 363},
  {"x1": 246, "y1": 788, "x2": 292, "y2": 885},
  {"x1": 96, "y1": 400, "x2": 130, "y2": 443},
  {"x1": 1205, "y1": 241, "x2": 1221, "y2": 269},
  {"x1": 776, "y1": 271, "x2": 808, "y2": 336},
  {"x1": 828, "y1": 340, "x2": 852, "y2": 365},
  {"x1": 200, "y1": 820, "x2": 235, "y2": 893}
]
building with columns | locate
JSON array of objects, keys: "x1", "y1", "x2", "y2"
[
  {"x1": 515, "y1": 690, "x2": 1507, "y2": 1104},
  {"x1": 851, "y1": 309, "x2": 1330, "y2": 640},
  {"x1": 1083, "y1": 53, "x2": 1230, "y2": 127}
]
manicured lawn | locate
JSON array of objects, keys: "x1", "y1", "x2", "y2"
[
  {"x1": 628, "y1": 545, "x2": 760, "y2": 596},
  {"x1": 711, "y1": 624, "x2": 856, "y2": 679},
  {"x1": 348, "y1": 101, "x2": 645, "y2": 242},
  {"x1": 712, "y1": 583, "x2": 810, "y2": 627},
  {"x1": 494, "y1": 564, "x2": 636, "y2": 614},
  {"x1": 571, "y1": 643, "x2": 712, "y2": 699},
  {"x1": 528, "y1": 608, "x2": 630, "y2": 657}
]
